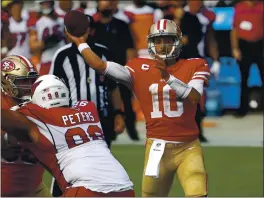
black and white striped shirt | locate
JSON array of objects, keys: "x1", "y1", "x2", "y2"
[{"x1": 49, "y1": 42, "x2": 117, "y2": 117}]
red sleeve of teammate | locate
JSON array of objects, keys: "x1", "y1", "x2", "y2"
[
  {"x1": 1, "y1": 94, "x2": 16, "y2": 110},
  {"x1": 191, "y1": 59, "x2": 211, "y2": 86},
  {"x1": 17, "y1": 103, "x2": 39, "y2": 120}
]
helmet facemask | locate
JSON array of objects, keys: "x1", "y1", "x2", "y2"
[
  {"x1": 148, "y1": 35, "x2": 182, "y2": 61},
  {"x1": 147, "y1": 19, "x2": 183, "y2": 61},
  {"x1": 5, "y1": 71, "x2": 39, "y2": 101},
  {"x1": 1, "y1": 55, "x2": 39, "y2": 102}
]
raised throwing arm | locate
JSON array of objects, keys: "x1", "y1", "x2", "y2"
[{"x1": 65, "y1": 31, "x2": 133, "y2": 88}]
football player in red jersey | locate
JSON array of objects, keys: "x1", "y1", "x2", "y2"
[
  {"x1": 1, "y1": 74, "x2": 135, "y2": 197},
  {"x1": 65, "y1": 9, "x2": 210, "y2": 197},
  {"x1": 1, "y1": 55, "x2": 50, "y2": 196}
]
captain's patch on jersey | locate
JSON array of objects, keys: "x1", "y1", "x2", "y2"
[{"x1": 141, "y1": 64, "x2": 150, "y2": 71}]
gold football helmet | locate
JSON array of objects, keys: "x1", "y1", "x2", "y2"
[
  {"x1": 1, "y1": 55, "x2": 38, "y2": 101},
  {"x1": 148, "y1": 19, "x2": 182, "y2": 60}
]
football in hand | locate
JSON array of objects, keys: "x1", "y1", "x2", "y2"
[{"x1": 64, "y1": 10, "x2": 90, "y2": 37}]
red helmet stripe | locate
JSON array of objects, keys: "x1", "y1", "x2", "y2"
[
  {"x1": 157, "y1": 20, "x2": 161, "y2": 30},
  {"x1": 163, "y1": 19, "x2": 167, "y2": 29},
  {"x1": 31, "y1": 80, "x2": 42, "y2": 95},
  {"x1": 159, "y1": 19, "x2": 166, "y2": 30},
  {"x1": 16, "y1": 55, "x2": 35, "y2": 71}
]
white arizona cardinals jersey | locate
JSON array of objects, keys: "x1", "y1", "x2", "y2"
[
  {"x1": 7, "y1": 11, "x2": 31, "y2": 58},
  {"x1": 17, "y1": 100, "x2": 133, "y2": 193},
  {"x1": 35, "y1": 16, "x2": 65, "y2": 64}
]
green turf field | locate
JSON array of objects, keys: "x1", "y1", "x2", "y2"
[{"x1": 44, "y1": 145, "x2": 263, "y2": 197}]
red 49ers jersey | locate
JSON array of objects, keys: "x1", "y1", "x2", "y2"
[
  {"x1": 18, "y1": 100, "x2": 132, "y2": 193},
  {"x1": 1, "y1": 93, "x2": 44, "y2": 196},
  {"x1": 126, "y1": 58, "x2": 210, "y2": 142},
  {"x1": 1, "y1": 93, "x2": 17, "y2": 109}
]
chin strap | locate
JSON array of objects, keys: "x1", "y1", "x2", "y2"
[{"x1": 21, "y1": 95, "x2": 31, "y2": 101}]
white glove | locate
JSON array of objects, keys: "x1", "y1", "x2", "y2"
[{"x1": 210, "y1": 60, "x2": 220, "y2": 79}]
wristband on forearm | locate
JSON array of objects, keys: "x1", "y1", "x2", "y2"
[
  {"x1": 78, "y1": 43, "x2": 90, "y2": 53},
  {"x1": 166, "y1": 75, "x2": 192, "y2": 99}
]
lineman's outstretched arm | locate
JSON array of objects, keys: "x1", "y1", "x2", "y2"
[{"x1": 1, "y1": 110, "x2": 37, "y2": 142}]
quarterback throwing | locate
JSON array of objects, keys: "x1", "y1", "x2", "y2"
[{"x1": 65, "y1": 10, "x2": 210, "y2": 197}]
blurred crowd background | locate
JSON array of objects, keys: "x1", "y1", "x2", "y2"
[
  {"x1": 1, "y1": 2, "x2": 263, "y2": 196},
  {"x1": 1, "y1": 0, "x2": 263, "y2": 123}
]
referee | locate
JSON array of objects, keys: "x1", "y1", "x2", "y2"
[
  {"x1": 49, "y1": 12, "x2": 125, "y2": 197},
  {"x1": 92, "y1": 0, "x2": 139, "y2": 141}
]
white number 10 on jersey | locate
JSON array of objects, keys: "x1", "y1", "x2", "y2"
[{"x1": 149, "y1": 84, "x2": 184, "y2": 118}]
